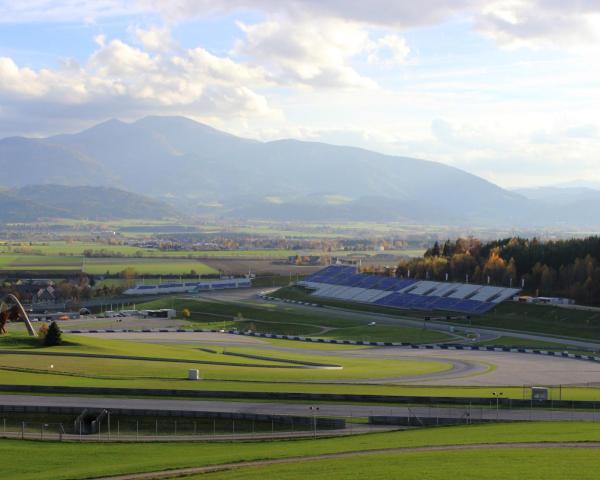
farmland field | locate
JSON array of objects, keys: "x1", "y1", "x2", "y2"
[
  {"x1": 0, "y1": 241, "x2": 298, "y2": 258},
  {"x1": 0, "y1": 253, "x2": 217, "y2": 275}
]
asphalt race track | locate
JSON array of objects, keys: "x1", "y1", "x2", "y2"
[{"x1": 83, "y1": 331, "x2": 600, "y2": 386}]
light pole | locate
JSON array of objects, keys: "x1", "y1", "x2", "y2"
[
  {"x1": 309, "y1": 406, "x2": 320, "y2": 439},
  {"x1": 492, "y1": 392, "x2": 504, "y2": 419}
]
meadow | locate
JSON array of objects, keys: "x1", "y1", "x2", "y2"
[
  {"x1": 137, "y1": 297, "x2": 456, "y2": 344},
  {"x1": 1, "y1": 422, "x2": 600, "y2": 480},
  {"x1": 0, "y1": 333, "x2": 451, "y2": 387},
  {"x1": 198, "y1": 448, "x2": 600, "y2": 480}
]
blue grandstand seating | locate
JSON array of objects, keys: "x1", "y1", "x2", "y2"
[
  {"x1": 300, "y1": 265, "x2": 516, "y2": 315},
  {"x1": 355, "y1": 276, "x2": 384, "y2": 288}
]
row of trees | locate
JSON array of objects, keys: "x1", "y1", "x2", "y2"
[{"x1": 399, "y1": 237, "x2": 600, "y2": 305}]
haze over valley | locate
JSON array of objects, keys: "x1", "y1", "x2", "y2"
[{"x1": 2, "y1": 115, "x2": 598, "y2": 228}]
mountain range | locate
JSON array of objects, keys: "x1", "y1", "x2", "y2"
[
  {"x1": 0, "y1": 185, "x2": 176, "y2": 222},
  {"x1": 0, "y1": 115, "x2": 598, "y2": 226}
]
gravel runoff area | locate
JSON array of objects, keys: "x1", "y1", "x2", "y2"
[{"x1": 81, "y1": 331, "x2": 600, "y2": 386}]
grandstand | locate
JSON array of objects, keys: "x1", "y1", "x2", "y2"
[
  {"x1": 124, "y1": 277, "x2": 252, "y2": 296},
  {"x1": 297, "y1": 265, "x2": 520, "y2": 314}
]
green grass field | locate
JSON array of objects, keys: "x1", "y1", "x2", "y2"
[
  {"x1": 466, "y1": 302, "x2": 600, "y2": 340},
  {"x1": 137, "y1": 297, "x2": 455, "y2": 344},
  {"x1": 3, "y1": 332, "x2": 600, "y2": 400},
  {"x1": 0, "y1": 333, "x2": 451, "y2": 387},
  {"x1": 83, "y1": 257, "x2": 217, "y2": 275},
  {"x1": 198, "y1": 448, "x2": 600, "y2": 480},
  {"x1": 2, "y1": 422, "x2": 600, "y2": 480},
  {"x1": 275, "y1": 286, "x2": 600, "y2": 343},
  {"x1": 0, "y1": 253, "x2": 218, "y2": 275}
]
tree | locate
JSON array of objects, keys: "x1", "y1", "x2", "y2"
[
  {"x1": 44, "y1": 321, "x2": 62, "y2": 346},
  {"x1": 121, "y1": 267, "x2": 138, "y2": 288},
  {"x1": 182, "y1": 308, "x2": 191, "y2": 320},
  {"x1": 37, "y1": 322, "x2": 49, "y2": 339}
]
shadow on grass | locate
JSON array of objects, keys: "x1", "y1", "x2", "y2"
[{"x1": 0, "y1": 333, "x2": 81, "y2": 349}]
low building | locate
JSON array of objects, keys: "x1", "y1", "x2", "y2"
[{"x1": 140, "y1": 309, "x2": 176, "y2": 319}]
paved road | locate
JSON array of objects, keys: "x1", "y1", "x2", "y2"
[{"x1": 2, "y1": 394, "x2": 600, "y2": 422}]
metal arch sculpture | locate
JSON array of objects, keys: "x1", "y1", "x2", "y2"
[{"x1": 0, "y1": 294, "x2": 37, "y2": 337}]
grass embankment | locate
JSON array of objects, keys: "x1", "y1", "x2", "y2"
[
  {"x1": 275, "y1": 286, "x2": 600, "y2": 344},
  {"x1": 465, "y1": 302, "x2": 600, "y2": 341},
  {"x1": 1, "y1": 422, "x2": 600, "y2": 480},
  {"x1": 138, "y1": 297, "x2": 455, "y2": 344}
]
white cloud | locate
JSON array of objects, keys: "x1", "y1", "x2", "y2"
[
  {"x1": 139, "y1": 0, "x2": 600, "y2": 54},
  {"x1": 0, "y1": 0, "x2": 143, "y2": 23},
  {"x1": 0, "y1": 34, "x2": 280, "y2": 137},
  {"x1": 5, "y1": 1, "x2": 600, "y2": 52},
  {"x1": 477, "y1": 0, "x2": 600, "y2": 49},
  {"x1": 234, "y1": 18, "x2": 378, "y2": 89},
  {"x1": 140, "y1": 0, "x2": 474, "y2": 28},
  {"x1": 131, "y1": 26, "x2": 174, "y2": 52},
  {"x1": 367, "y1": 35, "x2": 410, "y2": 66}
]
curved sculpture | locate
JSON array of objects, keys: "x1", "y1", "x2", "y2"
[{"x1": 0, "y1": 294, "x2": 37, "y2": 337}]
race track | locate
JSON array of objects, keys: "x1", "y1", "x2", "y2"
[{"x1": 81, "y1": 331, "x2": 600, "y2": 386}]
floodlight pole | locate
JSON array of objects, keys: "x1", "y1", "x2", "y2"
[
  {"x1": 310, "y1": 406, "x2": 319, "y2": 439},
  {"x1": 492, "y1": 392, "x2": 504, "y2": 419}
]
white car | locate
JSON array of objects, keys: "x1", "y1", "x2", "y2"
[{"x1": 368, "y1": 321, "x2": 377, "y2": 326}]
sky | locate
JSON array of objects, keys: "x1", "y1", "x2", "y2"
[{"x1": 1, "y1": 0, "x2": 600, "y2": 188}]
